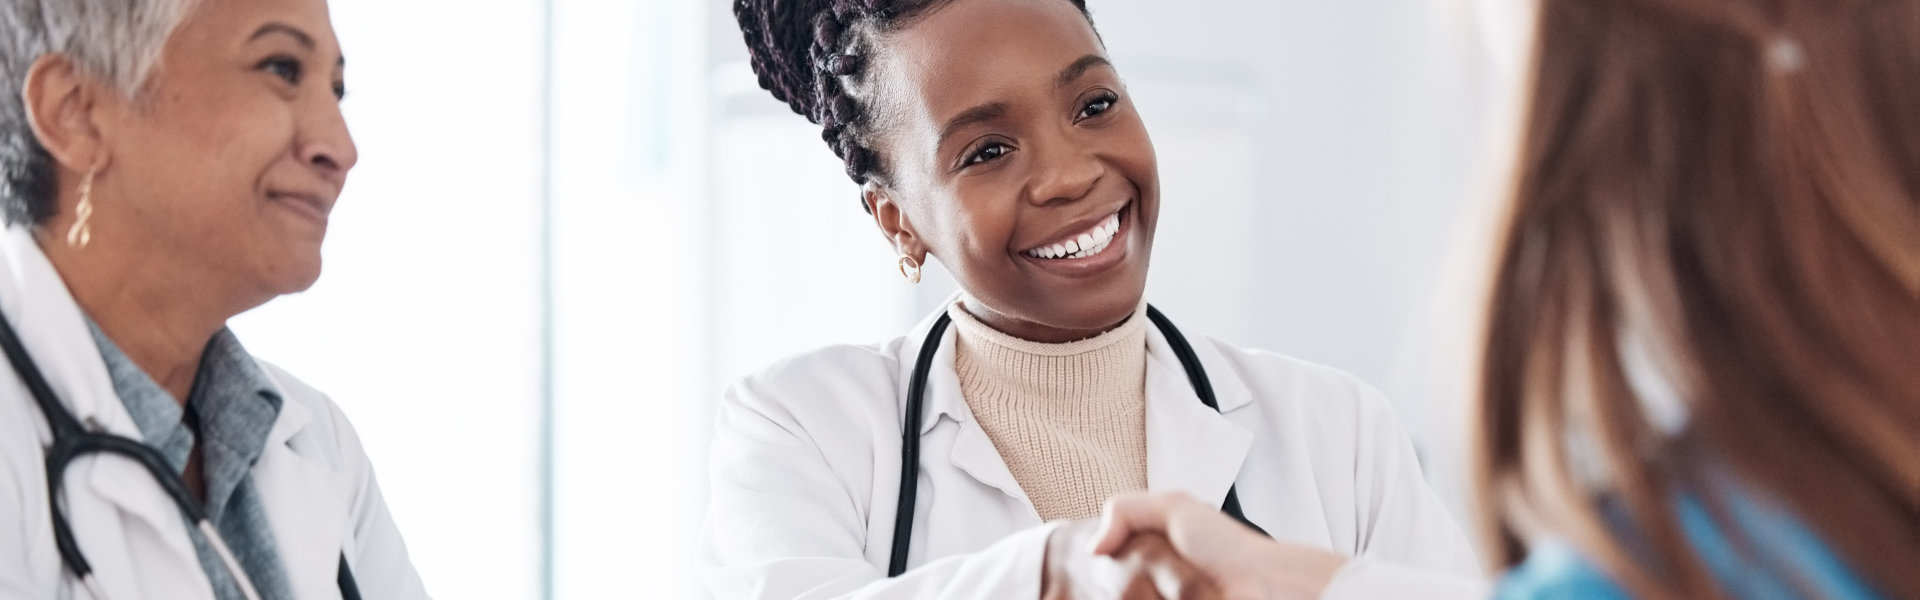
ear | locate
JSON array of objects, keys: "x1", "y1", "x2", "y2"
[
  {"x1": 21, "y1": 54, "x2": 111, "y2": 174},
  {"x1": 864, "y1": 182, "x2": 927, "y2": 263}
]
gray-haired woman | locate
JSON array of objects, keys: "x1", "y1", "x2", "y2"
[{"x1": 0, "y1": 0, "x2": 428, "y2": 598}]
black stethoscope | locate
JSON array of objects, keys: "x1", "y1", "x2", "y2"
[
  {"x1": 0, "y1": 309, "x2": 361, "y2": 600},
  {"x1": 888, "y1": 305, "x2": 1267, "y2": 576}
]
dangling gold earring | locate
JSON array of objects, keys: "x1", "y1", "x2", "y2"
[
  {"x1": 897, "y1": 255, "x2": 922, "y2": 284},
  {"x1": 65, "y1": 168, "x2": 97, "y2": 249}
]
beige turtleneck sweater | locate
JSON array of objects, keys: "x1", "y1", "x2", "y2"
[{"x1": 948, "y1": 301, "x2": 1150, "y2": 522}]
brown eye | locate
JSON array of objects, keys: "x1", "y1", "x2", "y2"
[
  {"x1": 1077, "y1": 93, "x2": 1118, "y2": 121},
  {"x1": 260, "y1": 56, "x2": 303, "y2": 85},
  {"x1": 967, "y1": 142, "x2": 1011, "y2": 165}
]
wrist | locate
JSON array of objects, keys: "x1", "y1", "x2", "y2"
[
  {"x1": 1039, "y1": 520, "x2": 1092, "y2": 600},
  {"x1": 1247, "y1": 543, "x2": 1347, "y2": 600}
]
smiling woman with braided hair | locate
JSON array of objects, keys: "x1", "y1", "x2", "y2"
[{"x1": 700, "y1": 0, "x2": 1482, "y2": 598}]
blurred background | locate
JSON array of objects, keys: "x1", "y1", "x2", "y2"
[{"x1": 229, "y1": 0, "x2": 1533, "y2": 597}]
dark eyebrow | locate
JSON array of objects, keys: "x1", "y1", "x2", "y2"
[
  {"x1": 937, "y1": 102, "x2": 1009, "y2": 147},
  {"x1": 250, "y1": 23, "x2": 315, "y2": 51},
  {"x1": 1057, "y1": 55, "x2": 1111, "y2": 87}
]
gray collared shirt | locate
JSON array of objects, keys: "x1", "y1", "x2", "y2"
[{"x1": 86, "y1": 320, "x2": 293, "y2": 600}]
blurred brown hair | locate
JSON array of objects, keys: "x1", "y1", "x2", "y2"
[{"x1": 1472, "y1": 0, "x2": 1920, "y2": 597}]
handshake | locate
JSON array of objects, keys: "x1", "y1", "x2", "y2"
[{"x1": 1041, "y1": 492, "x2": 1349, "y2": 600}]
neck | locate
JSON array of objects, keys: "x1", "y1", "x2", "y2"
[
  {"x1": 36, "y1": 229, "x2": 243, "y2": 403},
  {"x1": 958, "y1": 297, "x2": 1132, "y2": 344}
]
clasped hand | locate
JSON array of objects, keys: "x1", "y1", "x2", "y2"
[{"x1": 1040, "y1": 492, "x2": 1349, "y2": 600}]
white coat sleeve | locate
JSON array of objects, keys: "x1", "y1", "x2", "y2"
[
  {"x1": 319, "y1": 398, "x2": 431, "y2": 600},
  {"x1": 1320, "y1": 385, "x2": 1490, "y2": 600},
  {"x1": 0, "y1": 398, "x2": 59, "y2": 600},
  {"x1": 699, "y1": 378, "x2": 1056, "y2": 600}
]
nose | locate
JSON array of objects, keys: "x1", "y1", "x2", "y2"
[
  {"x1": 1026, "y1": 137, "x2": 1103, "y2": 206},
  {"x1": 297, "y1": 96, "x2": 358, "y2": 184}
]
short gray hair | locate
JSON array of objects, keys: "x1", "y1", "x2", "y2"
[{"x1": 2, "y1": 0, "x2": 198, "y2": 225}]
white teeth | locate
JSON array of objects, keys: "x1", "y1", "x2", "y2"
[{"x1": 1025, "y1": 209, "x2": 1125, "y2": 260}]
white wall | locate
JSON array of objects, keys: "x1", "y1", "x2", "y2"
[{"x1": 545, "y1": 0, "x2": 711, "y2": 597}]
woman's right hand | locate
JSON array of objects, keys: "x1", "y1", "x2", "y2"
[
  {"x1": 1091, "y1": 491, "x2": 1349, "y2": 600},
  {"x1": 1043, "y1": 518, "x2": 1224, "y2": 600}
]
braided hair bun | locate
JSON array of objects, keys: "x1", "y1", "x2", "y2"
[
  {"x1": 735, "y1": 0, "x2": 837, "y2": 120},
  {"x1": 735, "y1": 0, "x2": 900, "y2": 193},
  {"x1": 733, "y1": 0, "x2": 1090, "y2": 203}
]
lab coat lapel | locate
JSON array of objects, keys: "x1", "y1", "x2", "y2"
[
  {"x1": 948, "y1": 420, "x2": 1027, "y2": 510},
  {"x1": 895, "y1": 301, "x2": 1030, "y2": 510},
  {"x1": 1143, "y1": 322, "x2": 1254, "y2": 508},
  {"x1": 73, "y1": 349, "x2": 191, "y2": 572},
  {"x1": 3, "y1": 228, "x2": 208, "y2": 597},
  {"x1": 929, "y1": 319, "x2": 1030, "y2": 507},
  {"x1": 252, "y1": 387, "x2": 350, "y2": 599},
  {"x1": 74, "y1": 451, "x2": 208, "y2": 600}
]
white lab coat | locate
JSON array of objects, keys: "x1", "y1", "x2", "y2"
[
  {"x1": 701, "y1": 303, "x2": 1488, "y2": 599},
  {"x1": 0, "y1": 228, "x2": 429, "y2": 600}
]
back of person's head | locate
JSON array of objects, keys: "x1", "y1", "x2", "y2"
[{"x1": 1471, "y1": 0, "x2": 1919, "y2": 597}]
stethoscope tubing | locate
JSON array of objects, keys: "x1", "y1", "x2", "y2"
[
  {"x1": 887, "y1": 305, "x2": 1266, "y2": 577},
  {"x1": 0, "y1": 307, "x2": 357, "y2": 600}
]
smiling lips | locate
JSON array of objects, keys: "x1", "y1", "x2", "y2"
[
  {"x1": 268, "y1": 191, "x2": 331, "y2": 224},
  {"x1": 1024, "y1": 210, "x2": 1122, "y2": 260}
]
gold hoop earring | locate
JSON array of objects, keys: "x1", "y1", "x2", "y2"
[
  {"x1": 66, "y1": 168, "x2": 97, "y2": 249},
  {"x1": 897, "y1": 255, "x2": 922, "y2": 284}
]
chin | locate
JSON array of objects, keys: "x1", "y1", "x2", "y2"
[
  {"x1": 1050, "y1": 284, "x2": 1146, "y2": 331},
  {"x1": 260, "y1": 254, "x2": 324, "y2": 296}
]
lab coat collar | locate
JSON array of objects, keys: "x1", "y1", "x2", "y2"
[
  {"x1": 888, "y1": 297, "x2": 1022, "y2": 503},
  {"x1": 3, "y1": 226, "x2": 338, "y2": 597},
  {"x1": 1142, "y1": 320, "x2": 1254, "y2": 507},
  {"x1": 893, "y1": 298, "x2": 1256, "y2": 511},
  {"x1": 2, "y1": 227, "x2": 205, "y2": 596},
  {"x1": 895, "y1": 298, "x2": 1255, "y2": 433},
  {"x1": 897, "y1": 298, "x2": 965, "y2": 436},
  {"x1": 1, "y1": 227, "x2": 140, "y2": 439},
  {"x1": 1142, "y1": 308, "x2": 1254, "y2": 414},
  {"x1": 261, "y1": 373, "x2": 315, "y2": 450},
  {"x1": 250, "y1": 370, "x2": 344, "y2": 599}
]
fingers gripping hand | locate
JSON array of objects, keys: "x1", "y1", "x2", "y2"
[
  {"x1": 1044, "y1": 518, "x2": 1224, "y2": 600},
  {"x1": 1091, "y1": 491, "x2": 1348, "y2": 600}
]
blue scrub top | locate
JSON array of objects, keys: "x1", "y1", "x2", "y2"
[{"x1": 1497, "y1": 489, "x2": 1881, "y2": 599}]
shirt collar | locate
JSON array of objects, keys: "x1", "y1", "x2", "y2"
[{"x1": 84, "y1": 319, "x2": 283, "y2": 519}]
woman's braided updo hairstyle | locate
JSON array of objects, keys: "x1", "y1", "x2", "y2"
[{"x1": 733, "y1": 0, "x2": 1090, "y2": 211}]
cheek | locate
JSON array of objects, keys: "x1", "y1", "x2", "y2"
[
  {"x1": 155, "y1": 87, "x2": 292, "y2": 172},
  {"x1": 131, "y1": 86, "x2": 294, "y2": 216},
  {"x1": 1115, "y1": 119, "x2": 1158, "y2": 189},
  {"x1": 1112, "y1": 119, "x2": 1159, "y2": 224},
  {"x1": 937, "y1": 184, "x2": 1020, "y2": 261}
]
